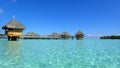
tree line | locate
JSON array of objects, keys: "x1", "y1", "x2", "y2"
[{"x1": 100, "y1": 35, "x2": 120, "y2": 39}]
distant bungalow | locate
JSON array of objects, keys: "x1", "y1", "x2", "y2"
[
  {"x1": 60, "y1": 32, "x2": 71, "y2": 40},
  {"x1": 2, "y1": 19, "x2": 26, "y2": 41},
  {"x1": 51, "y1": 32, "x2": 60, "y2": 39},
  {"x1": 23, "y1": 32, "x2": 60, "y2": 40},
  {"x1": 75, "y1": 31, "x2": 84, "y2": 40},
  {"x1": 23, "y1": 32, "x2": 40, "y2": 39},
  {"x1": 22, "y1": 31, "x2": 84, "y2": 40}
]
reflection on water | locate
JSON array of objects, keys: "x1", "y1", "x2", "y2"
[
  {"x1": 5, "y1": 41, "x2": 22, "y2": 57},
  {"x1": 1, "y1": 41, "x2": 22, "y2": 68}
]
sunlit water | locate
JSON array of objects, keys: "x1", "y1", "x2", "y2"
[{"x1": 0, "y1": 39, "x2": 120, "y2": 68}]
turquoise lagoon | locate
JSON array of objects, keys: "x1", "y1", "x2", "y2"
[{"x1": 0, "y1": 39, "x2": 120, "y2": 68}]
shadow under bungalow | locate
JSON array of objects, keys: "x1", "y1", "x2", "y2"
[{"x1": 1, "y1": 19, "x2": 84, "y2": 41}]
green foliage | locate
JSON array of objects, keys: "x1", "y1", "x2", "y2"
[{"x1": 100, "y1": 35, "x2": 120, "y2": 39}]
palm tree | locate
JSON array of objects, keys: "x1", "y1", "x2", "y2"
[
  {"x1": 75, "y1": 31, "x2": 84, "y2": 40},
  {"x1": 60, "y1": 32, "x2": 71, "y2": 40}
]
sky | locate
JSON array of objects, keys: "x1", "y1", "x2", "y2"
[{"x1": 0, "y1": 0, "x2": 120, "y2": 36}]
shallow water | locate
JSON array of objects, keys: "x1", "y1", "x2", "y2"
[{"x1": 0, "y1": 39, "x2": 120, "y2": 68}]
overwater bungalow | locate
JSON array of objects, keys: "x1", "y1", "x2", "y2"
[
  {"x1": 50, "y1": 32, "x2": 60, "y2": 39},
  {"x1": 2, "y1": 19, "x2": 26, "y2": 41},
  {"x1": 60, "y1": 32, "x2": 71, "y2": 40},
  {"x1": 24, "y1": 32, "x2": 40, "y2": 39},
  {"x1": 75, "y1": 31, "x2": 84, "y2": 40}
]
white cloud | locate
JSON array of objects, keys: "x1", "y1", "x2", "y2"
[
  {"x1": 12, "y1": 0, "x2": 16, "y2": 2},
  {"x1": 0, "y1": 8, "x2": 4, "y2": 14}
]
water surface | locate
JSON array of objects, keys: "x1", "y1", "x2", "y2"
[{"x1": 0, "y1": 39, "x2": 120, "y2": 68}]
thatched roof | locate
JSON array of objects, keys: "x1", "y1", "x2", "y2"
[
  {"x1": 26, "y1": 32, "x2": 40, "y2": 36},
  {"x1": 75, "y1": 31, "x2": 84, "y2": 35},
  {"x1": 2, "y1": 19, "x2": 26, "y2": 30},
  {"x1": 75, "y1": 31, "x2": 84, "y2": 39},
  {"x1": 61, "y1": 32, "x2": 70, "y2": 36},
  {"x1": 51, "y1": 32, "x2": 60, "y2": 38},
  {"x1": 60, "y1": 32, "x2": 71, "y2": 39},
  {"x1": 51, "y1": 32, "x2": 59, "y2": 36}
]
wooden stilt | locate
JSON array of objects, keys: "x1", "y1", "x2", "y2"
[
  {"x1": 8, "y1": 36, "x2": 10, "y2": 41},
  {"x1": 8, "y1": 36, "x2": 18, "y2": 41}
]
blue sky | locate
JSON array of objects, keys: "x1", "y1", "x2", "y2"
[{"x1": 0, "y1": 0, "x2": 120, "y2": 36}]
